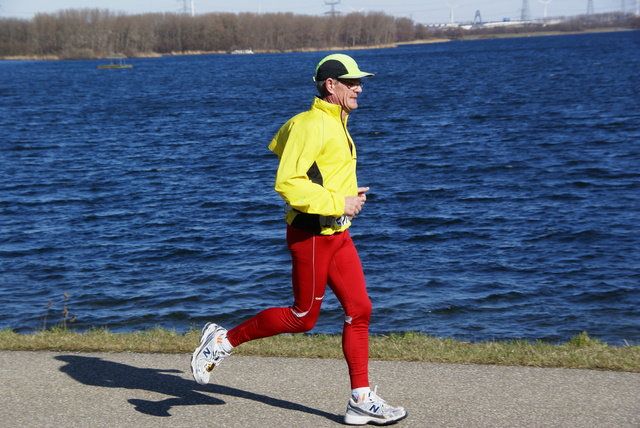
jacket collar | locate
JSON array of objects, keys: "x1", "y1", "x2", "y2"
[{"x1": 312, "y1": 96, "x2": 347, "y2": 123}]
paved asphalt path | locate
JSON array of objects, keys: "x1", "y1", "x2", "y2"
[{"x1": 1, "y1": 350, "x2": 638, "y2": 427}]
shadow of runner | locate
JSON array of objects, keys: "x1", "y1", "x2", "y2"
[{"x1": 55, "y1": 355, "x2": 341, "y2": 423}]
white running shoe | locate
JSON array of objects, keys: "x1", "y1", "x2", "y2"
[
  {"x1": 190, "y1": 322, "x2": 230, "y2": 385},
  {"x1": 344, "y1": 387, "x2": 407, "y2": 426}
]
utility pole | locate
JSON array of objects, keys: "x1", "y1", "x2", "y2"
[
  {"x1": 473, "y1": 10, "x2": 483, "y2": 27},
  {"x1": 325, "y1": 0, "x2": 341, "y2": 17},
  {"x1": 177, "y1": 0, "x2": 195, "y2": 17},
  {"x1": 521, "y1": 0, "x2": 531, "y2": 21}
]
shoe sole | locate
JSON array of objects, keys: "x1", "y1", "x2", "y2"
[{"x1": 344, "y1": 409, "x2": 408, "y2": 426}]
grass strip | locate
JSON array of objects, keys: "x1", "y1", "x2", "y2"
[{"x1": 1, "y1": 328, "x2": 637, "y2": 372}]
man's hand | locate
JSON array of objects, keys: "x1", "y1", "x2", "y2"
[{"x1": 344, "y1": 187, "x2": 370, "y2": 216}]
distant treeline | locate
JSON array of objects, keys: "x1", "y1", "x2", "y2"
[
  {"x1": 0, "y1": 9, "x2": 431, "y2": 59},
  {"x1": 1, "y1": 9, "x2": 638, "y2": 59}
]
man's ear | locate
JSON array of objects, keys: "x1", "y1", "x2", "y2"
[{"x1": 325, "y1": 78, "x2": 337, "y2": 95}]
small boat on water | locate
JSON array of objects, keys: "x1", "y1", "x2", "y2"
[
  {"x1": 98, "y1": 58, "x2": 133, "y2": 69},
  {"x1": 231, "y1": 48, "x2": 254, "y2": 54}
]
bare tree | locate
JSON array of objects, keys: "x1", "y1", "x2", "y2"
[{"x1": 2, "y1": 9, "x2": 439, "y2": 58}]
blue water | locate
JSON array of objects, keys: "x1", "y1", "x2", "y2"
[{"x1": 1, "y1": 31, "x2": 639, "y2": 345}]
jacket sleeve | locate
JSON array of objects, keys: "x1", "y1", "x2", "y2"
[{"x1": 269, "y1": 118, "x2": 345, "y2": 217}]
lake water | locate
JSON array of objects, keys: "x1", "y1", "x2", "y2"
[{"x1": 1, "y1": 31, "x2": 639, "y2": 345}]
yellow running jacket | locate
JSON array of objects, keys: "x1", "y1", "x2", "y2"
[{"x1": 268, "y1": 97, "x2": 359, "y2": 235}]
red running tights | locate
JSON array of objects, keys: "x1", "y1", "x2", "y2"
[{"x1": 227, "y1": 225, "x2": 372, "y2": 388}]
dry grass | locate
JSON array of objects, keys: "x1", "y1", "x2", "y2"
[{"x1": 1, "y1": 328, "x2": 637, "y2": 372}]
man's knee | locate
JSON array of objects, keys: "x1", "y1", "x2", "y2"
[
  {"x1": 291, "y1": 316, "x2": 318, "y2": 332},
  {"x1": 345, "y1": 298, "x2": 372, "y2": 324},
  {"x1": 289, "y1": 309, "x2": 320, "y2": 332}
]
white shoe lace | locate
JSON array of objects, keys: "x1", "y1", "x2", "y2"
[{"x1": 364, "y1": 386, "x2": 404, "y2": 416}]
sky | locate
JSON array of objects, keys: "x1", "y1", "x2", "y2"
[{"x1": 0, "y1": 0, "x2": 628, "y2": 25}]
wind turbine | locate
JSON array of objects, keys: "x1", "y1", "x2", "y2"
[
  {"x1": 446, "y1": 3, "x2": 460, "y2": 24},
  {"x1": 539, "y1": 0, "x2": 551, "y2": 21}
]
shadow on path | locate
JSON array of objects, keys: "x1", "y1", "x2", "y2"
[{"x1": 55, "y1": 355, "x2": 341, "y2": 423}]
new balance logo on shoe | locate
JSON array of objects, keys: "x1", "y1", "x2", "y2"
[{"x1": 344, "y1": 386, "x2": 407, "y2": 426}]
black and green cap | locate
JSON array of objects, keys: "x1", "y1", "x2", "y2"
[{"x1": 314, "y1": 54, "x2": 374, "y2": 81}]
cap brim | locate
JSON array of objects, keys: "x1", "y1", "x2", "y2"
[{"x1": 339, "y1": 71, "x2": 374, "y2": 79}]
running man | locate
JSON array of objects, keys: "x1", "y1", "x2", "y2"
[{"x1": 191, "y1": 54, "x2": 407, "y2": 426}]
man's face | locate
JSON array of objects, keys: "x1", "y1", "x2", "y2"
[{"x1": 326, "y1": 78, "x2": 363, "y2": 116}]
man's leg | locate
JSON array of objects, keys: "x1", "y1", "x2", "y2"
[
  {"x1": 327, "y1": 231, "x2": 372, "y2": 389},
  {"x1": 227, "y1": 226, "x2": 331, "y2": 346}
]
